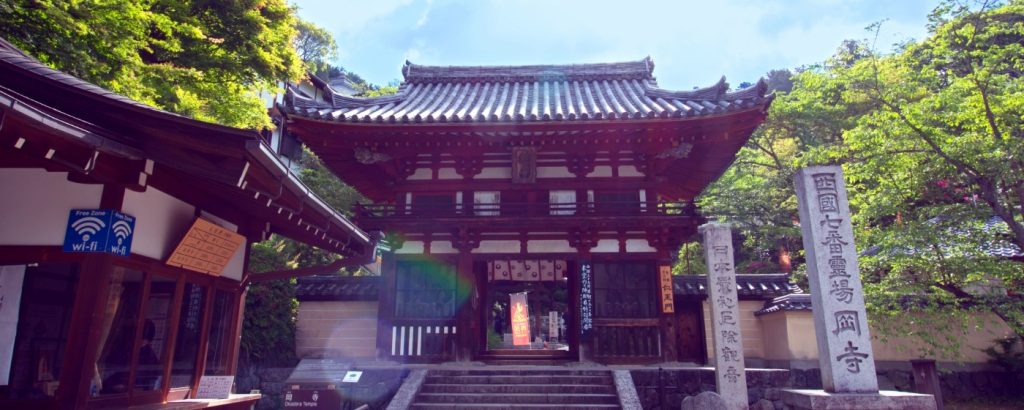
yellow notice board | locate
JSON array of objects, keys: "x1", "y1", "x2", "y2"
[
  {"x1": 166, "y1": 218, "x2": 244, "y2": 276},
  {"x1": 659, "y1": 265, "x2": 674, "y2": 313}
]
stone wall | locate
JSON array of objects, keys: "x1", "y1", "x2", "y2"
[
  {"x1": 630, "y1": 368, "x2": 790, "y2": 410},
  {"x1": 235, "y1": 365, "x2": 294, "y2": 410},
  {"x1": 630, "y1": 367, "x2": 1022, "y2": 409}
]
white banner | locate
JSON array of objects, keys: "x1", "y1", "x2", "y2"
[{"x1": 0, "y1": 265, "x2": 26, "y2": 386}]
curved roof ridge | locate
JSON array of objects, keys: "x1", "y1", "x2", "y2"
[{"x1": 402, "y1": 57, "x2": 656, "y2": 83}]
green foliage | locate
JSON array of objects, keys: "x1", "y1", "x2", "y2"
[
  {"x1": 702, "y1": 0, "x2": 1024, "y2": 353},
  {"x1": 983, "y1": 336, "x2": 1024, "y2": 381},
  {"x1": 0, "y1": 0, "x2": 304, "y2": 129},
  {"x1": 241, "y1": 239, "x2": 300, "y2": 367},
  {"x1": 672, "y1": 241, "x2": 706, "y2": 275},
  {"x1": 294, "y1": 18, "x2": 337, "y2": 77}
]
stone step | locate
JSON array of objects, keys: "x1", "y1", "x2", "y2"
[
  {"x1": 427, "y1": 369, "x2": 610, "y2": 376},
  {"x1": 411, "y1": 403, "x2": 622, "y2": 409},
  {"x1": 424, "y1": 374, "x2": 612, "y2": 385},
  {"x1": 419, "y1": 383, "x2": 616, "y2": 395},
  {"x1": 415, "y1": 392, "x2": 620, "y2": 405}
]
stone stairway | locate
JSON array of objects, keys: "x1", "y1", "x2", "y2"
[{"x1": 409, "y1": 368, "x2": 622, "y2": 409}]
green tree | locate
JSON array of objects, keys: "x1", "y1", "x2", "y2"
[
  {"x1": 0, "y1": 0, "x2": 303, "y2": 129},
  {"x1": 703, "y1": 1, "x2": 1024, "y2": 353},
  {"x1": 293, "y1": 18, "x2": 337, "y2": 78}
]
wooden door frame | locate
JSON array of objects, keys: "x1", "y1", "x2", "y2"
[{"x1": 473, "y1": 254, "x2": 579, "y2": 361}]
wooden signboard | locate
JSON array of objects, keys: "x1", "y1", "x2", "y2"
[
  {"x1": 659, "y1": 265, "x2": 674, "y2": 313},
  {"x1": 510, "y1": 292, "x2": 531, "y2": 346},
  {"x1": 166, "y1": 218, "x2": 245, "y2": 276}
]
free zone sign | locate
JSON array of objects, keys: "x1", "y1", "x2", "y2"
[{"x1": 63, "y1": 209, "x2": 135, "y2": 256}]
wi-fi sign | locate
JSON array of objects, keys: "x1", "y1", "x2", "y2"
[{"x1": 63, "y1": 209, "x2": 136, "y2": 256}]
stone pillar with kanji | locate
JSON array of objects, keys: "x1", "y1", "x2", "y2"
[
  {"x1": 794, "y1": 165, "x2": 878, "y2": 393},
  {"x1": 699, "y1": 222, "x2": 748, "y2": 410}
]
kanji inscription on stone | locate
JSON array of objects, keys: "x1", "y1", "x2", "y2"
[
  {"x1": 699, "y1": 222, "x2": 748, "y2": 410},
  {"x1": 794, "y1": 165, "x2": 879, "y2": 393}
]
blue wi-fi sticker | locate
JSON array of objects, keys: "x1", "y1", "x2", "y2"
[{"x1": 63, "y1": 209, "x2": 135, "y2": 256}]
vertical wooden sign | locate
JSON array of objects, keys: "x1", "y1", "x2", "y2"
[
  {"x1": 510, "y1": 292, "x2": 531, "y2": 346},
  {"x1": 579, "y1": 261, "x2": 594, "y2": 340},
  {"x1": 659, "y1": 265, "x2": 674, "y2": 313}
]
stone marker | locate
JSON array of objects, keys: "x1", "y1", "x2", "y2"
[
  {"x1": 794, "y1": 165, "x2": 878, "y2": 393},
  {"x1": 700, "y1": 223, "x2": 748, "y2": 410},
  {"x1": 681, "y1": 391, "x2": 728, "y2": 410}
]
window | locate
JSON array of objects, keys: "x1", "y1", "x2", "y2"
[
  {"x1": 473, "y1": 191, "x2": 500, "y2": 216},
  {"x1": 4, "y1": 263, "x2": 78, "y2": 399},
  {"x1": 593, "y1": 262, "x2": 656, "y2": 318},
  {"x1": 170, "y1": 283, "x2": 206, "y2": 388},
  {"x1": 594, "y1": 190, "x2": 640, "y2": 215},
  {"x1": 93, "y1": 268, "x2": 145, "y2": 396},
  {"x1": 412, "y1": 193, "x2": 455, "y2": 215},
  {"x1": 203, "y1": 290, "x2": 235, "y2": 376},
  {"x1": 549, "y1": 190, "x2": 576, "y2": 215},
  {"x1": 395, "y1": 260, "x2": 456, "y2": 318},
  {"x1": 133, "y1": 275, "x2": 175, "y2": 393}
]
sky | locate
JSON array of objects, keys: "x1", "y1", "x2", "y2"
[{"x1": 291, "y1": 0, "x2": 937, "y2": 90}]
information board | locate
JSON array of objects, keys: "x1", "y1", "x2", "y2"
[
  {"x1": 194, "y1": 375, "x2": 234, "y2": 399},
  {"x1": 166, "y1": 218, "x2": 244, "y2": 276},
  {"x1": 284, "y1": 389, "x2": 342, "y2": 409}
]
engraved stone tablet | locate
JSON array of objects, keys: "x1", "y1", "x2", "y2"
[
  {"x1": 699, "y1": 223, "x2": 748, "y2": 410},
  {"x1": 794, "y1": 165, "x2": 879, "y2": 393}
]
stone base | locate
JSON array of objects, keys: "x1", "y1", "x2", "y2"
[{"x1": 781, "y1": 389, "x2": 936, "y2": 410}]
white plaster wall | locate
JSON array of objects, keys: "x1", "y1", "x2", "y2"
[
  {"x1": 526, "y1": 240, "x2": 574, "y2": 253},
  {"x1": 475, "y1": 167, "x2": 511, "y2": 179},
  {"x1": 472, "y1": 240, "x2": 520, "y2": 254},
  {"x1": 429, "y1": 240, "x2": 458, "y2": 254},
  {"x1": 625, "y1": 239, "x2": 657, "y2": 253},
  {"x1": 395, "y1": 241, "x2": 425, "y2": 254},
  {"x1": 537, "y1": 166, "x2": 573, "y2": 178},
  {"x1": 406, "y1": 168, "x2": 432, "y2": 180},
  {"x1": 437, "y1": 168, "x2": 460, "y2": 180},
  {"x1": 592, "y1": 239, "x2": 619, "y2": 253},
  {"x1": 122, "y1": 187, "x2": 195, "y2": 261},
  {"x1": 618, "y1": 165, "x2": 643, "y2": 177},
  {"x1": 0, "y1": 169, "x2": 103, "y2": 246},
  {"x1": 587, "y1": 166, "x2": 613, "y2": 177}
]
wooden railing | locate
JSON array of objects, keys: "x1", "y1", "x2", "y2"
[
  {"x1": 388, "y1": 318, "x2": 457, "y2": 362},
  {"x1": 592, "y1": 319, "x2": 662, "y2": 362},
  {"x1": 355, "y1": 200, "x2": 695, "y2": 219}
]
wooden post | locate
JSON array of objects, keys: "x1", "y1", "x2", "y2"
[
  {"x1": 375, "y1": 249, "x2": 398, "y2": 360},
  {"x1": 571, "y1": 228, "x2": 597, "y2": 362},
  {"x1": 56, "y1": 253, "x2": 113, "y2": 409},
  {"x1": 455, "y1": 249, "x2": 476, "y2": 361},
  {"x1": 451, "y1": 227, "x2": 479, "y2": 362}
]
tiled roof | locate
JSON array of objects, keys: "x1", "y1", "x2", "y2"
[
  {"x1": 296, "y1": 275, "x2": 380, "y2": 301},
  {"x1": 674, "y1": 273, "x2": 801, "y2": 299},
  {"x1": 754, "y1": 294, "x2": 813, "y2": 316},
  {"x1": 286, "y1": 58, "x2": 772, "y2": 124},
  {"x1": 295, "y1": 273, "x2": 800, "y2": 302}
]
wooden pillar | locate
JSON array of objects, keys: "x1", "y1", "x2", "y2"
[
  {"x1": 375, "y1": 241, "x2": 400, "y2": 360},
  {"x1": 451, "y1": 227, "x2": 480, "y2": 362},
  {"x1": 57, "y1": 183, "x2": 126, "y2": 408},
  {"x1": 649, "y1": 227, "x2": 680, "y2": 363},
  {"x1": 56, "y1": 253, "x2": 114, "y2": 409},
  {"x1": 570, "y1": 228, "x2": 597, "y2": 362}
]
